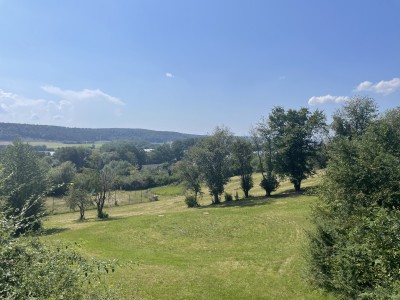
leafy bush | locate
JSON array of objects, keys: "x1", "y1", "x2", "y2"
[
  {"x1": 260, "y1": 174, "x2": 279, "y2": 196},
  {"x1": 224, "y1": 193, "x2": 233, "y2": 202},
  {"x1": 184, "y1": 195, "x2": 199, "y2": 208},
  {"x1": 309, "y1": 109, "x2": 400, "y2": 299},
  {"x1": 0, "y1": 212, "x2": 118, "y2": 299}
]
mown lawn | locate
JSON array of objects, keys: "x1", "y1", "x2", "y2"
[{"x1": 42, "y1": 174, "x2": 335, "y2": 299}]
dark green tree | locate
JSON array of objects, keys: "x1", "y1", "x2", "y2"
[
  {"x1": 231, "y1": 138, "x2": 254, "y2": 198},
  {"x1": 0, "y1": 141, "x2": 48, "y2": 232},
  {"x1": 331, "y1": 96, "x2": 378, "y2": 139},
  {"x1": 309, "y1": 107, "x2": 400, "y2": 298},
  {"x1": 53, "y1": 146, "x2": 92, "y2": 170},
  {"x1": 47, "y1": 161, "x2": 77, "y2": 196},
  {"x1": 266, "y1": 107, "x2": 326, "y2": 191},
  {"x1": 192, "y1": 127, "x2": 233, "y2": 204},
  {"x1": 100, "y1": 141, "x2": 146, "y2": 170}
]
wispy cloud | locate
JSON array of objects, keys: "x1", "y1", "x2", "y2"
[
  {"x1": 355, "y1": 77, "x2": 400, "y2": 95},
  {"x1": 41, "y1": 85, "x2": 125, "y2": 105},
  {"x1": 165, "y1": 72, "x2": 175, "y2": 78},
  {"x1": 0, "y1": 86, "x2": 125, "y2": 126},
  {"x1": 308, "y1": 94, "x2": 349, "y2": 105}
]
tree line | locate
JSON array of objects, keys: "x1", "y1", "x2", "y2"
[{"x1": 0, "y1": 122, "x2": 200, "y2": 144}]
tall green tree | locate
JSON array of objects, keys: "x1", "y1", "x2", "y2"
[
  {"x1": 175, "y1": 149, "x2": 202, "y2": 202},
  {"x1": 0, "y1": 141, "x2": 48, "y2": 232},
  {"x1": 192, "y1": 127, "x2": 233, "y2": 204},
  {"x1": 309, "y1": 108, "x2": 400, "y2": 298},
  {"x1": 266, "y1": 107, "x2": 326, "y2": 191},
  {"x1": 331, "y1": 96, "x2": 378, "y2": 139},
  {"x1": 231, "y1": 138, "x2": 253, "y2": 198}
]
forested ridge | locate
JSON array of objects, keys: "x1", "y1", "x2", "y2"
[{"x1": 0, "y1": 122, "x2": 200, "y2": 143}]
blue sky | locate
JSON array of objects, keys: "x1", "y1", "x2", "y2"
[{"x1": 0, "y1": 0, "x2": 399, "y2": 135}]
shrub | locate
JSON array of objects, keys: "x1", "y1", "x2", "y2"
[
  {"x1": 224, "y1": 193, "x2": 233, "y2": 202},
  {"x1": 0, "y1": 212, "x2": 118, "y2": 299},
  {"x1": 184, "y1": 195, "x2": 199, "y2": 208},
  {"x1": 309, "y1": 109, "x2": 400, "y2": 298}
]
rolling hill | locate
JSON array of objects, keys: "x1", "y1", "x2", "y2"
[{"x1": 0, "y1": 122, "x2": 201, "y2": 144}]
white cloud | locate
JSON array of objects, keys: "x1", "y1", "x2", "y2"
[
  {"x1": 0, "y1": 86, "x2": 125, "y2": 126},
  {"x1": 308, "y1": 94, "x2": 349, "y2": 105},
  {"x1": 165, "y1": 72, "x2": 175, "y2": 78},
  {"x1": 41, "y1": 85, "x2": 125, "y2": 105},
  {"x1": 355, "y1": 77, "x2": 400, "y2": 95}
]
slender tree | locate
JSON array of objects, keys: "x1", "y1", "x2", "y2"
[
  {"x1": 175, "y1": 151, "x2": 202, "y2": 202},
  {"x1": 252, "y1": 125, "x2": 279, "y2": 196},
  {"x1": 231, "y1": 138, "x2": 253, "y2": 198}
]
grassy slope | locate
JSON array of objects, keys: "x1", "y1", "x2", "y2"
[{"x1": 43, "y1": 174, "x2": 335, "y2": 300}]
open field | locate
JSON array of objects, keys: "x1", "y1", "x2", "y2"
[
  {"x1": 28, "y1": 141, "x2": 105, "y2": 149},
  {"x1": 42, "y1": 174, "x2": 336, "y2": 299}
]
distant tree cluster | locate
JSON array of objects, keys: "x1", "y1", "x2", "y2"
[{"x1": 0, "y1": 122, "x2": 200, "y2": 143}]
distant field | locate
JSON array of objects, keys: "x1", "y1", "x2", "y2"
[
  {"x1": 28, "y1": 141, "x2": 105, "y2": 149},
  {"x1": 42, "y1": 174, "x2": 335, "y2": 299}
]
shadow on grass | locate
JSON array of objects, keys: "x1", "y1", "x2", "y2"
[
  {"x1": 40, "y1": 227, "x2": 70, "y2": 236},
  {"x1": 198, "y1": 188, "x2": 311, "y2": 209}
]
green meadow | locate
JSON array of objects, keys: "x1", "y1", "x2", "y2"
[
  {"x1": 43, "y1": 174, "x2": 335, "y2": 299},
  {"x1": 28, "y1": 141, "x2": 104, "y2": 149}
]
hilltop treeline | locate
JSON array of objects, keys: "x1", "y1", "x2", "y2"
[{"x1": 0, "y1": 122, "x2": 200, "y2": 143}]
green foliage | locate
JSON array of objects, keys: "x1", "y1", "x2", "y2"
[
  {"x1": 191, "y1": 127, "x2": 234, "y2": 204},
  {"x1": 262, "y1": 107, "x2": 326, "y2": 191},
  {"x1": 175, "y1": 150, "x2": 202, "y2": 200},
  {"x1": 100, "y1": 141, "x2": 146, "y2": 170},
  {"x1": 0, "y1": 212, "x2": 117, "y2": 299},
  {"x1": 260, "y1": 174, "x2": 279, "y2": 196},
  {"x1": 331, "y1": 96, "x2": 378, "y2": 139},
  {"x1": 184, "y1": 195, "x2": 199, "y2": 208},
  {"x1": 66, "y1": 178, "x2": 92, "y2": 220},
  {"x1": 309, "y1": 107, "x2": 400, "y2": 298},
  {"x1": 48, "y1": 160, "x2": 77, "y2": 196},
  {"x1": 224, "y1": 192, "x2": 233, "y2": 202},
  {"x1": 231, "y1": 138, "x2": 254, "y2": 198},
  {"x1": 54, "y1": 146, "x2": 92, "y2": 170},
  {"x1": 0, "y1": 141, "x2": 48, "y2": 233}
]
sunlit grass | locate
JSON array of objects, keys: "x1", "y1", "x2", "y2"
[{"x1": 42, "y1": 173, "x2": 333, "y2": 299}]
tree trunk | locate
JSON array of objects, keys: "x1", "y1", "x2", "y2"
[
  {"x1": 244, "y1": 190, "x2": 249, "y2": 198},
  {"x1": 266, "y1": 190, "x2": 271, "y2": 197},
  {"x1": 294, "y1": 181, "x2": 301, "y2": 192},
  {"x1": 213, "y1": 192, "x2": 220, "y2": 204}
]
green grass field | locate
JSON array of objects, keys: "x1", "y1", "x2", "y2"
[
  {"x1": 28, "y1": 141, "x2": 104, "y2": 149},
  {"x1": 42, "y1": 174, "x2": 336, "y2": 299}
]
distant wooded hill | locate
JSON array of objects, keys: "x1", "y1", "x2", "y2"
[{"x1": 0, "y1": 122, "x2": 201, "y2": 144}]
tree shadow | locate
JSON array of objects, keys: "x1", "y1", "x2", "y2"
[
  {"x1": 40, "y1": 227, "x2": 69, "y2": 236},
  {"x1": 197, "y1": 188, "x2": 310, "y2": 209}
]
